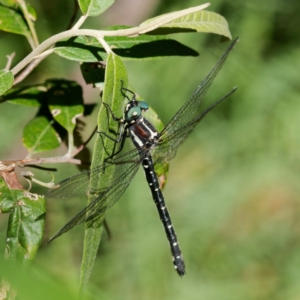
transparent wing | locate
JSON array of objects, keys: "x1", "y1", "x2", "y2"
[
  {"x1": 47, "y1": 147, "x2": 146, "y2": 243},
  {"x1": 159, "y1": 38, "x2": 238, "y2": 141},
  {"x1": 153, "y1": 88, "x2": 237, "y2": 163},
  {"x1": 151, "y1": 38, "x2": 238, "y2": 164}
]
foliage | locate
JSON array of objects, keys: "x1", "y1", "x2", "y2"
[{"x1": 0, "y1": 0, "x2": 233, "y2": 298}]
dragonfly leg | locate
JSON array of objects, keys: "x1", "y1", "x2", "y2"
[
  {"x1": 101, "y1": 102, "x2": 124, "y2": 122},
  {"x1": 97, "y1": 81, "x2": 137, "y2": 159},
  {"x1": 97, "y1": 99, "x2": 128, "y2": 159},
  {"x1": 120, "y1": 80, "x2": 136, "y2": 102},
  {"x1": 98, "y1": 126, "x2": 127, "y2": 160}
]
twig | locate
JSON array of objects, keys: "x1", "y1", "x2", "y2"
[
  {"x1": 31, "y1": 48, "x2": 56, "y2": 59},
  {"x1": 96, "y1": 36, "x2": 111, "y2": 53},
  {"x1": 10, "y1": 28, "x2": 136, "y2": 76},
  {"x1": 14, "y1": 0, "x2": 80, "y2": 85},
  {"x1": 21, "y1": 171, "x2": 56, "y2": 189},
  {"x1": 2, "y1": 156, "x2": 82, "y2": 166},
  {"x1": 11, "y1": 3, "x2": 210, "y2": 77},
  {"x1": 72, "y1": 15, "x2": 88, "y2": 30},
  {"x1": 66, "y1": 132, "x2": 75, "y2": 158},
  {"x1": 17, "y1": 0, "x2": 39, "y2": 48},
  {"x1": 5, "y1": 53, "x2": 15, "y2": 71},
  {"x1": 14, "y1": 56, "x2": 43, "y2": 85}
]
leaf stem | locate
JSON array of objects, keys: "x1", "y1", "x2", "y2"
[
  {"x1": 17, "y1": 0, "x2": 39, "y2": 48},
  {"x1": 20, "y1": 171, "x2": 56, "y2": 189},
  {"x1": 5, "y1": 53, "x2": 15, "y2": 71},
  {"x1": 14, "y1": 1, "x2": 81, "y2": 85},
  {"x1": 2, "y1": 157, "x2": 82, "y2": 166},
  {"x1": 66, "y1": 131, "x2": 75, "y2": 158},
  {"x1": 14, "y1": 56, "x2": 44, "y2": 85},
  {"x1": 96, "y1": 36, "x2": 111, "y2": 53},
  {"x1": 72, "y1": 15, "x2": 88, "y2": 30},
  {"x1": 10, "y1": 28, "x2": 129, "y2": 76}
]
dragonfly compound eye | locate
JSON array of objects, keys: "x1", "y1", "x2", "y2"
[
  {"x1": 138, "y1": 101, "x2": 149, "y2": 111},
  {"x1": 126, "y1": 106, "x2": 142, "y2": 121}
]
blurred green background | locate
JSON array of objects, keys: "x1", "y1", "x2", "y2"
[{"x1": 1, "y1": 0, "x2": 300, "y2": 299}]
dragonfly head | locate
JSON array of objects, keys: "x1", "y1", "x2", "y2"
[
  {"x1": 122, "y1": 84, "x2": 149, "y2": 122},
  {"x1": 125, "y1": 100, "x2": 149, "y2": 122}
]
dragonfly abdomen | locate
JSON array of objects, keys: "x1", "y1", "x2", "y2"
[{"x1": 142, "y1": 155, "x2": 185, "y2": 276}]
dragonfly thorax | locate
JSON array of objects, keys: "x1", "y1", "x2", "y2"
[{"x1": 128, "y1": 116, "x2": 159, "y2": 149}]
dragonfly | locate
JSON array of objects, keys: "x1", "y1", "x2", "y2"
[{"x1": 47, "y1": 37, "x2": 238, "y2": 276}]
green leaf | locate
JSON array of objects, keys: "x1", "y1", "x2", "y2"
[
  {"x1": 0, "y1": 1, "x2": 37, "y2": 20},
  {"x1": 0, "y1": 0, "x2": 17, "y2": 7},
  {"x1": 0, "y1": 69, "x2": 14, "y2": 96},
  {"x1": 138, "y1": 3, "x2": 210, "y2": 34},
  {"x1": 6, "y1": 193, "x2": 46, "y2": 262},
  {"x1": 46, "y1": 80, "x2": 84, "y2": 133},
  {"x1": 3, "y1": 85, "x2": 46, "y2": 106},
  {"x1": 0, "y1": 177, "x2": 15, "y2": 213},
  {"x1": 54, "y1": 34, "x2": 198, "y2": 62},
  {"x1": 79, "y1": 53, "x2": 128, "y2": 296},
  {"x1": 149, "y1": 10, "x2": 232, "y2": 39},
  {"x1": 0, "y1": 5, "x2": 30, "y2": 37},
  {"x1": 95, "y1": 54, "x2": 128, "y2": 161},
  {"x1": 78, "y1": 0, "x2": 114, "y2": 16},
  {"x1": 26, "y1": 3, "x2": 37, "y2": 21},
  {"x1": 22, "y1": 116, "x2": 61, "y2": 154},
  {"x1": 54, "y1": 36, "x2": 106, "y2": 62},
  {"x1": 0, "y1": 177, "x2": 46, "y2": 262}
]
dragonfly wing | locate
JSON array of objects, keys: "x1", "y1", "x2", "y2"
[
  {"x1": 47, "y1": 169, "x2": 92, "y2": 199},
  {"x1": 153, "y1": 87, "x2": 237, "y2": 163},
  {"x1": 47, "y1": 147, "x2": 142, "y2": 199},
  {"x1": 160, "y1": 38, "x2": 238, "y2": 141},
  {"x1": 47, "y1": 147, "x2": 145, "y2": 243}
]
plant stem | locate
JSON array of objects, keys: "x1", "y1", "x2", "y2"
[
  {"x1": 11, "y1": 3, "x2": 210, "y2": 78},
  {"x1": 17, "y1": 0, "x2": 39, "y2": 48},
  {"x1": 2, "y1": 156, "x2": 82, "y2": 166},
  {"x1": 10, "y1": 27, "x2": 148, "y2": 77},
  {"x1": 5, "y1": 53, "x2": 15, "y2": 70},
  {"x1": 72, "y1": 15, "x2": 88, "y2": 30},
  {"x1": 14, "y1": 56, "x2": 43, "y2": 85}
]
